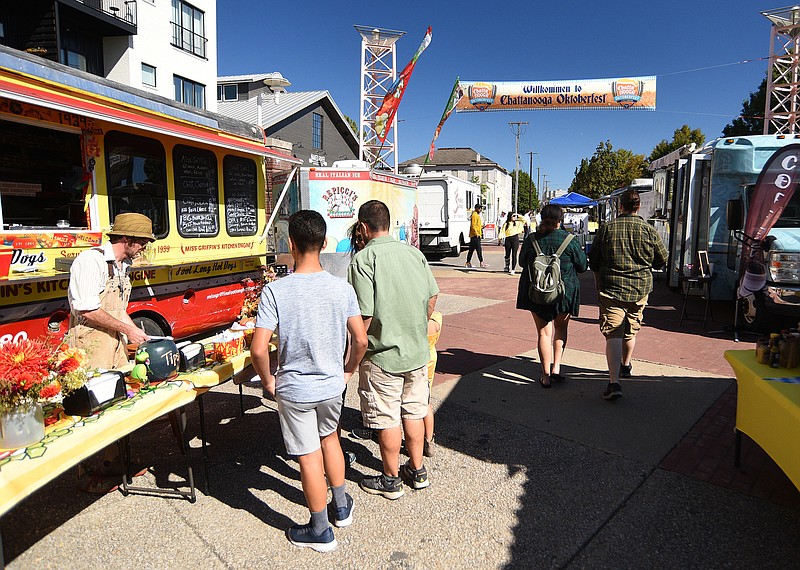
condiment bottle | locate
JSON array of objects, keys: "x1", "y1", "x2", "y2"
[{"x1": 770, "y1": 333, "x2": 781, "y2": 368}]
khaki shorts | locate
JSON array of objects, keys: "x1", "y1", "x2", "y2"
[
  {"x1": 598, "y1": 292, "x2": 648, "y2": 340},
  {"x1": 358, "y1": 360, "x2": 429, "y2": 429}
]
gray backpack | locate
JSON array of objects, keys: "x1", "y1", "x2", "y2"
[{"x1": 528, "y1": 233, "x2": 574, "y2": 305}]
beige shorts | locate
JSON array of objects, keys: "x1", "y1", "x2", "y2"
[
  {"x1": 598, "y1": 292, "x2": 648, "y2": 340},
  {"x1": 358, "y1": 360, "x2": 429, "y2": 429}
]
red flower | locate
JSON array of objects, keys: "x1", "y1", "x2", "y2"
[
  {"x1": 38, "y1": 381, "x2": 61, "y2": 399},
  {"x1": 59, "y1": 357, "x2": 80, "y2": 374}
]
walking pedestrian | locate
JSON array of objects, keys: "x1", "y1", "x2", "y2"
[
  {"x1": 502, "y1": 212, "x2": 525, "y2": 274},
  {"x1": 250, "y1": 210, "x2": 368, "y2": 551},
  {"x1": 517, "y1": 204, "x2": 587, "y2": 388},
  {"x1": 423, "y1": 310, "x2": 443, "y2": 457},
  {"x1": 466, "y1": 203, "x2": 488, "y2": 268},
  {"x1": 348, "y1": 200, "x2": 439, "y2": 499},
  {"x1": 588, "y1": 189, "x2": 668, "y2": 400}
]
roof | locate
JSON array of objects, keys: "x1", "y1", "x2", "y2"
[
  {"x1": 218, "y1": 72, "x2": 289, "y2": 86},
  {"x1": 216, "y1": 89, "x2": 357, "y2": 151},
  {"x1": 400, "y1": 148, "x2": 508, "y2": 174}
]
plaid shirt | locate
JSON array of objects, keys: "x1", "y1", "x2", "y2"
[{"x1": 589, "y1": 214, "x2": 668, "y2": 302}]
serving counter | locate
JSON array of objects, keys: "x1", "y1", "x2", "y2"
[{"x1": 724, "y1": 350, "x2": 800, "y2": 491}]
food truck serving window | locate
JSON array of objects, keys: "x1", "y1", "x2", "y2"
[
  {"x1": 223, "y1": 155, "x2": 258, "y2": 236},
  {"x1": 0, "y1": 119, "x2": 85, "y2": 230},
  {"x1": 173, "y1": 145, "x2": 220, "y2": 238},
  {"x1": 106, "y1": 131, "x2": 169, "y2": 238}
]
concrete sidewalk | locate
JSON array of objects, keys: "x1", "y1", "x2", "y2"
[{"x1": 4, "y1": 247, "x2": 800, "y2": 568}]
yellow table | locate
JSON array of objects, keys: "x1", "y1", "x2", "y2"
[
  {"x1": 0, "y1": 379, "x2": 197, "y2": 517},
  {"x1": 724, "y1": 350, "x2": 800, "y2": 491}
]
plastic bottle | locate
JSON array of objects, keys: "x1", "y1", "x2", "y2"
[{"x1": 770, "y1": 333, "x2": 781, "y2": 368}]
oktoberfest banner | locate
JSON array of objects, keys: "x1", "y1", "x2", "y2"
[{"x1": 455, "y1": 76, "x2": 656, "y2": 112}]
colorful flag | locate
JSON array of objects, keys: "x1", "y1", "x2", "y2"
[
  {"x1": 425, "y1": 77, "x2": 462, "y2": 164},
  {"x1": 374, "y1": 26, "x2": 432, "y2": 143}
]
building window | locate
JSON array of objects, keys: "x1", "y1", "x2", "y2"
[
  {"x1": 62, "y1": 50, "x2": 88, "y2": 71},
  {"x1": 174, "y1": 75, "x2": 205, "y2": 109},
  {"x1": 142, "y1": 63, "x2": 156, "y2": 87},
  {"x1": 217, "y1": 84, "x2": 238, "y2": 101},
  {"x1": 171, "y1": 0, "x2": 207, "y2": 58},
  {"x1": 312, "y1": 113, "x2": 323, "y2": 150}
]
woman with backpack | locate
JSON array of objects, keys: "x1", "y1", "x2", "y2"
[{"x1": 516, "y1": 204, "x2": 588, "y2": 388}]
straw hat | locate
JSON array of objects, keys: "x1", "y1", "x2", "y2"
[{"x1": 106, "y1": 213, "x2": 156, "y2": 241}]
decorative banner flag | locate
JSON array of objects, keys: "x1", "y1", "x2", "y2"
[
  {"x1": 737, "y1": 143, "x2": 800, "y2": 304},
  {"x1": 743, "y1": 143, "x2": 800, "y2": 244},
  {"x1": 455, "y1": 76, "x2": 656, "y2": 112},
  {"x1": 425, "y1": 77, "x2": 462, "y2": 164},
  {"x1": 374, "y1": 26, "x2": 432, "y2": 143}
]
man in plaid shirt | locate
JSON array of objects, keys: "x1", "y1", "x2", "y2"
[{"x1": 589, "y1": 189, "x2": 668, "y2": 401}]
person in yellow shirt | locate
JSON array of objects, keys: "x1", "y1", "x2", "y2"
[
  {"x1": 466, "y1": 203, "x2": 488, "y2": 268},
  {"x1": 502, "y1": 212, "x2": 525, "y2": 275}
]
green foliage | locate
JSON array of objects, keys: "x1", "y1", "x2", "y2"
[
  {"x1": 470, "y1": 176, "x2": 489, "y2": 201},
  {"x1": 344, "y1": 114, "x2": 358, "y2": 134},
  {"x1": 722, "y1": 77, "x2": 768, "y2": 136},
  {"x1": 509, "y1": 170, "x2": 538, "y2": 212},
  {"x1": 568, "y1": 141, "x2": 648, "y2": 199},
  {"x1": 649, "y1": 125, "x2": 706, "y2": 162}
]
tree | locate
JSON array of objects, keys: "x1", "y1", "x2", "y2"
[
  {"x1": 509, "y1": 170, "x2": 538, "y2": 213},
  {"x1": 722, "y1": 77, "x2": 768, "y2": 136},
  {"x1": 649, "y1": 124, "x2": 706, "y2": 162},
  {"x1": 568, "y1": 141, "x2": 648, "y2": 199},
  {"x1": 344, "y1": 114, "x2": 358, "y2": 135}
]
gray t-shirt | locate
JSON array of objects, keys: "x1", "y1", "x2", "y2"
[{"x1": 256, "y1": 270, "x2": 360, "y2": 403}]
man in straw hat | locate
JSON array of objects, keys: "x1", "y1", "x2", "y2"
[
  {"x1": 67, "y1": 212, "x2": 155, "y2": 369},
  {"x1": 67, "y1": 213, "x2": 156, "y2": 493}
]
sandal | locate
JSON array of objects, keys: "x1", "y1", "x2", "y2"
[
  {"x1": 538, "y1": 375, "x2": 552, "y2": 389},
  {"x1": 550, "y1": 373, "x2": 565, "y2": 383},
  {"x1": 76, "y1": 472, "x2": 119, "y2": 495}
]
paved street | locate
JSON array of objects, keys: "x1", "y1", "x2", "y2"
[{"x1": 4, "y1": 244, "x2": 800, "y2": 568}]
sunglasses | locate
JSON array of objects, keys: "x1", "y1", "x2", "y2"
[{"x1": 129, "y1": 237, "x2": 150, "y2": 248}]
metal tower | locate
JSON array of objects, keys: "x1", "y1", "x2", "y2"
[
  {"x1": 763, "y1": 6, "x2": 800, "y2": 134},
  {"x1": 355, "y1": 25, "x2": 404, "y2": 171}
]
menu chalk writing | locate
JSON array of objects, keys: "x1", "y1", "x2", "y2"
[
  {"x1": 223, "y1": 156, "x2": 258, "y2": 236},
  {"x1": 174, "y1": 146, "x2": 219, "y2": 237}
]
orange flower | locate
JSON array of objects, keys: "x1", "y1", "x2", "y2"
[{"x1": 39, "y1": 381, "x2": 61, "y2": 399}]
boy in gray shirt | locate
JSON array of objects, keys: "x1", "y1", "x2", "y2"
[{"x1": 251, "y1": 210, "x2": 367, "y2": 552}]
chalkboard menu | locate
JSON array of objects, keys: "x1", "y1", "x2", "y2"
[
  {"x1": 223, "y1": 155, "x2": 258, "y2": 236},
  {"x1": 173, "y1": 145, "x2": 219, "y2": 237}
]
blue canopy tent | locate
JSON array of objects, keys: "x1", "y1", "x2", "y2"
[{"x1": 549, "y1": 192, "x2": 597, "y2": 207}]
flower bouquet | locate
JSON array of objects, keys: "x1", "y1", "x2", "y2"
[{"x1": 0, "y1": 337, "x2": 62, "y2": 448}]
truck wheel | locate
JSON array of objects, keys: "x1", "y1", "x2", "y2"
[
  {"x1": 133, "y1": 315, "x2": 168, "y2": 337},
  {"x1": 450, "y1": 241, "x2": 461, "y2": 257}
]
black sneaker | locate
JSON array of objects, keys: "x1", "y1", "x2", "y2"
[
  {"x1": 350, "y1": 426, "x2": 374, "y2": 440},
  {"x1": 399, "y1": 461, "x2": 430, "y2": 490},
  {"x1": 359, "y1": 473, "x2": 404, "y2": 500},
  {"x1": 603, "y1": 382, "x2": 623, "y2": 401},
  {"x1": 619, "y1": 363, "x2": 632, "y2": 378},
  {"x1": 332, "y1": 493, "x2": 354, "y2": 528},
  {"x1": 286, "y1": 522, "x2": 337, "y2": 552},
  {"x1": 344, "y1": 451, "x2": 357, "y2": 468}
]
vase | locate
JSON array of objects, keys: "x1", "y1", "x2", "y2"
[{"x1": 0, "y1": 402, "x2": 45, "y2": 449}]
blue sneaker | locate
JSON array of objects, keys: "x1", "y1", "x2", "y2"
[
  {"x1": 286, "y1": 522, "x2": 337, "y2": 552},
  {"x1": 332, "y1": 493, "x2": 354, "y2": 528}
]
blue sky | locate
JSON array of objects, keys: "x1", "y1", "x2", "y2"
[{"x1": 218, "y1": 1, "x2": 780, "y2": 193}]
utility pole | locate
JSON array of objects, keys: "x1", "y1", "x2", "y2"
[
  {"x1": 536, "y1": 167, "x2": 540, "y2": 206},
  {"x1": 526, "y1": 151, "x2": 537, "y2": 212},
  {"x1": 542, "y1": 174, "x2": 548, "y2": 202},
  {"x1": 509, "y1": 121, "x2": 527, "y2": 212}
]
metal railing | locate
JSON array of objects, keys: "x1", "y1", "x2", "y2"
[
  {"x1": 77, "y1": 0, "x2": 138, "y2": 26},
  {"x1": 170, "y1": 22, "x2": 207, "y2": 59}
]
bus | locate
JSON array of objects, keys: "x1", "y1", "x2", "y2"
[{"x1": 0, "y1": 45, "x2": 300, "y2": 344}]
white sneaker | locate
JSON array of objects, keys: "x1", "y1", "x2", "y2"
[{"x1": 509, "y1": 269, "x2": 515, "y2": 275}]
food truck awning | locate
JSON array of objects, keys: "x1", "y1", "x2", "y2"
[{"x1": 0, "y1": 46, "x2": 300, "y2": 164}]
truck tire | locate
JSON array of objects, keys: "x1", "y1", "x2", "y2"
[
  {"x1": 132, "y1": 315, "x2": 169, "y2": 337},
  {"x1": 450, "y1": 241, "x2": 461, "y2": 257}
]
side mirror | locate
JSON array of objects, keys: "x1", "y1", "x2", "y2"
[{"x1": 727, "y1": 199, "x2": 744, "y2": 231}]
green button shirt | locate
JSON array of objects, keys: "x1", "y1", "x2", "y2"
[
  {"x1": 588, "y1": 214, "x2": 668, "y2": 302},
  {"x1": 348, "y1": 235, "x2": 439, "y2": 373}
]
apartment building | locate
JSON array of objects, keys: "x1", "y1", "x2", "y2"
[{"x1": 0, "y1": 0, "x2": 217, "y2": 111}]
